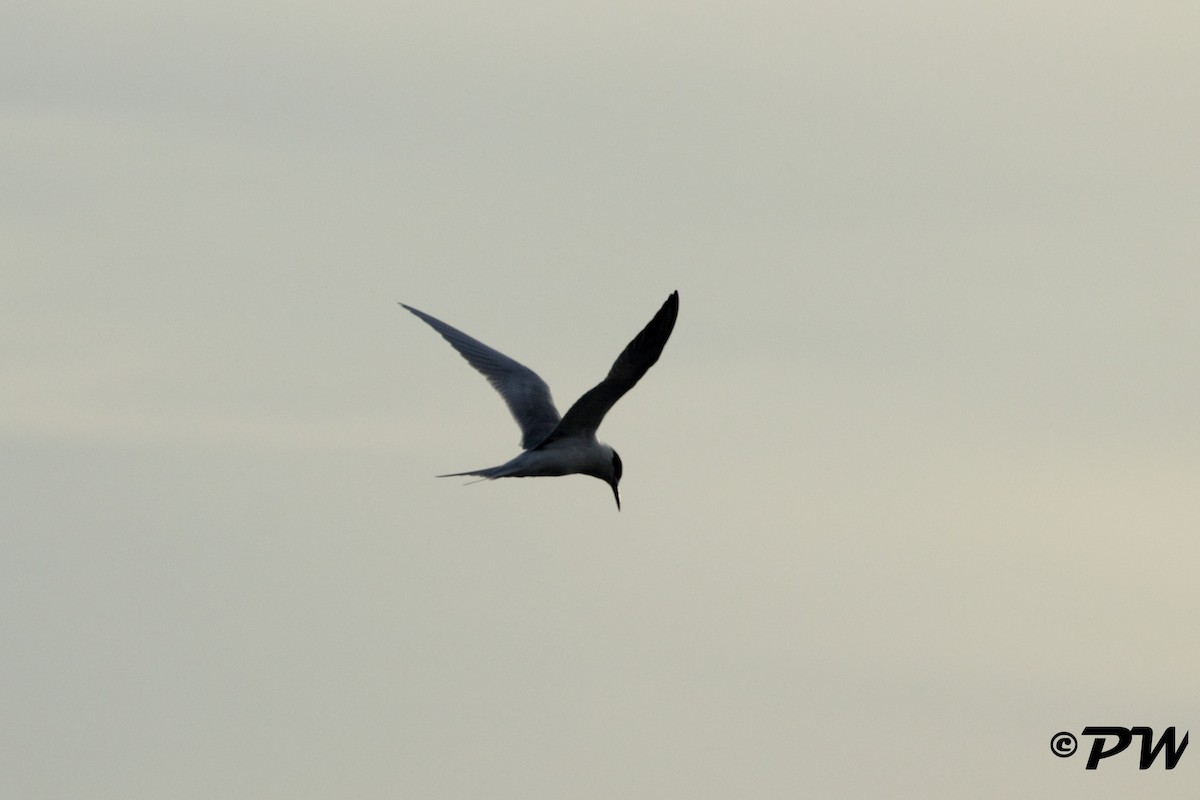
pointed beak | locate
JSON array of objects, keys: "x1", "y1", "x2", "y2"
[{"x1": 611, "y1": 482, "x2": 621, "y2": 511}]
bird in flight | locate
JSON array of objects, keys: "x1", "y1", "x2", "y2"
[{"x1": 400, "y1": 291, "x2": 679, "y2": 509}]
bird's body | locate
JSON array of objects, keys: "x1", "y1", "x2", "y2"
[
  {"x1": 400, "y1": 291, "x2": 679, "y2": 509},
  {"x1": 441, "y1": 437, "x2": 618, "y2": 481}
]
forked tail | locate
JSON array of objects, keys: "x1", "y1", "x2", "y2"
[{"x1": 436, "y1": 464, "x2": 512, "y2": 481}]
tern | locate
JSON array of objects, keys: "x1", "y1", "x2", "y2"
[{"x1": 400, "y1": 291, "x2": 679, "y2": 509}]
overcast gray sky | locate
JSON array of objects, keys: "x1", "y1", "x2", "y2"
[{"x1": 4, "y1": 1, "x2": 1198, "y2": 797}]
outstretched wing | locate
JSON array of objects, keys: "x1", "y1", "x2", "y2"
[
  {"x1": 539, "y1": 291, "x2": 678, "y2": 446},
  {"x1": 401, "y1": 303, "x2": 561, "y2": 449}
]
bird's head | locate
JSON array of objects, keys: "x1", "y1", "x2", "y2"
[{"x1": 608, "y1": 449, "x2": 623, "y2": 510}]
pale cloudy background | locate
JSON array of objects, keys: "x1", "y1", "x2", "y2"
[{"x1": 3, "y1": 1, "x2": 1198, "y2": 797}]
